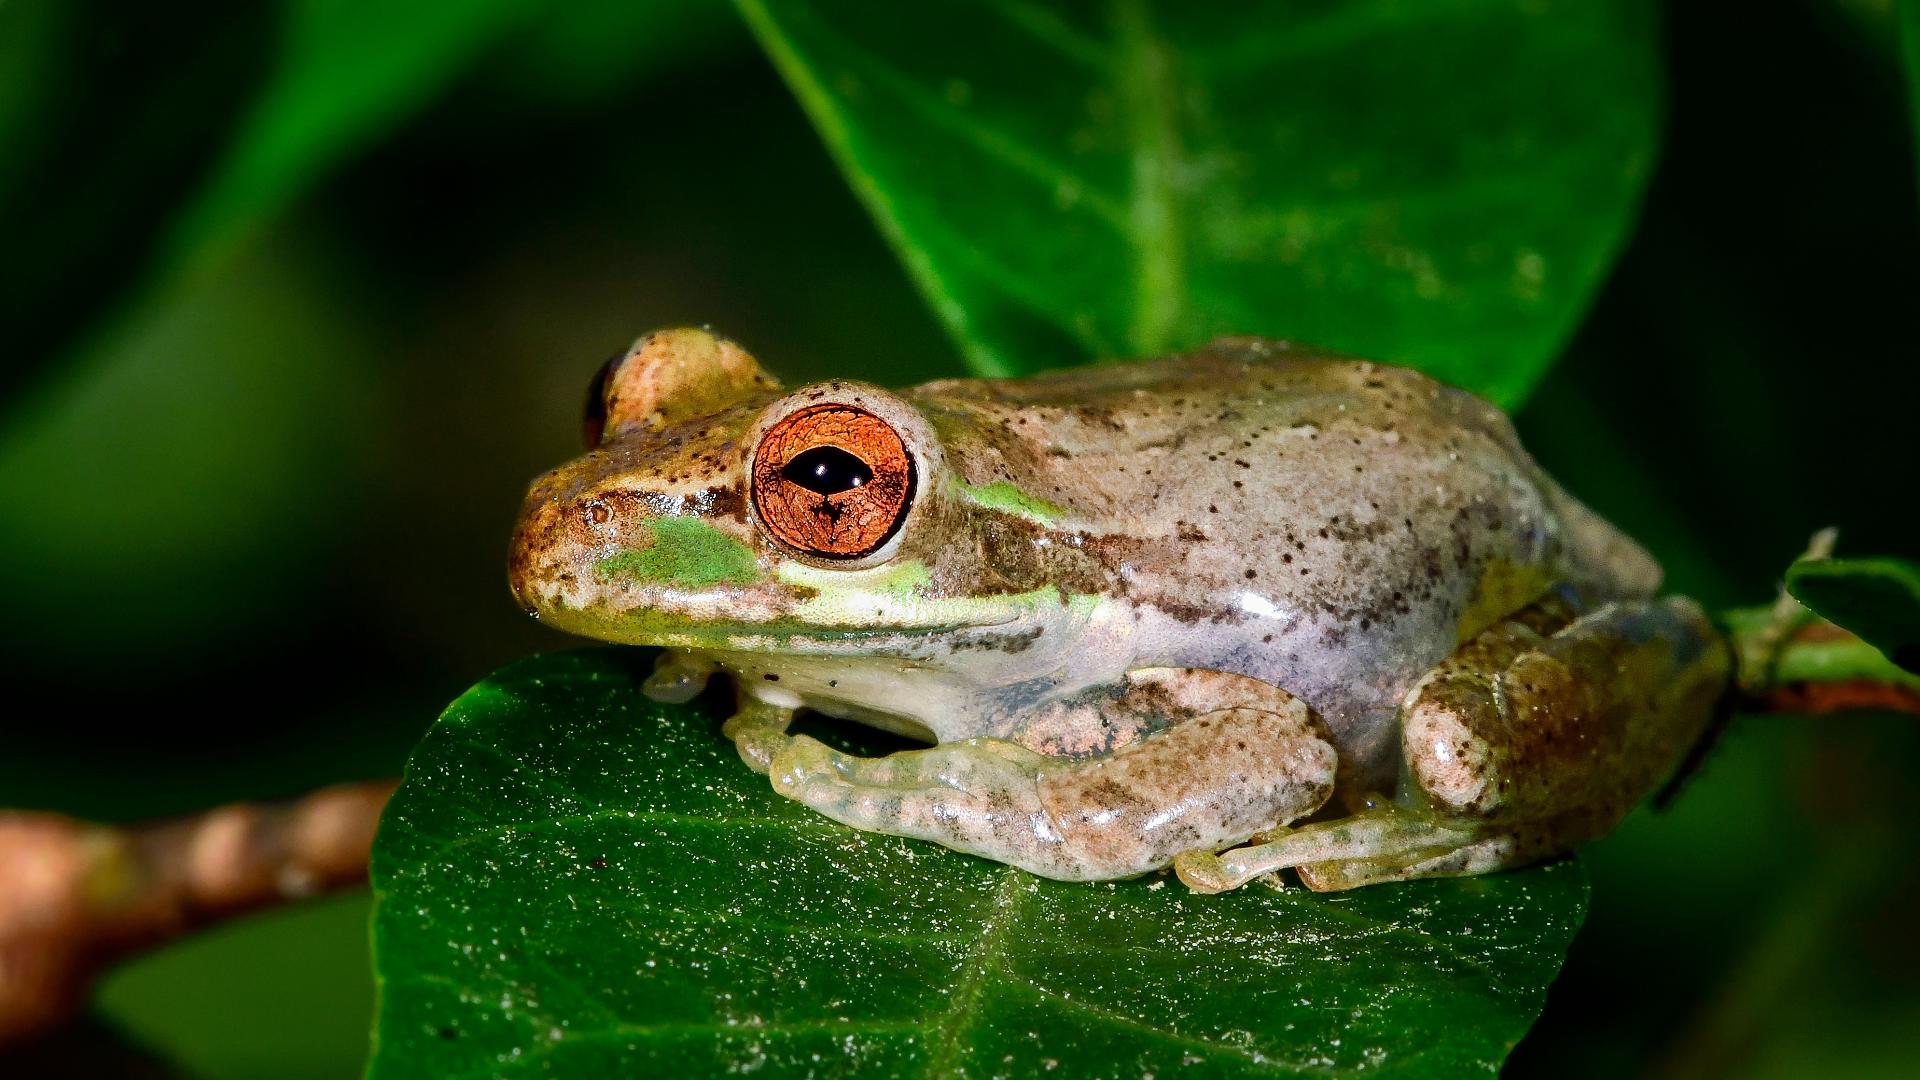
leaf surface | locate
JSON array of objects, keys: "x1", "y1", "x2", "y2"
[
  {"x1": 1786, "y1": 557, "x2": 1920, "y2": 674},
  {"x1": 370, "y1": 649, "x2": 1589, "y2": 1078},
  {"x1": 736, "y1": 0, "x2": 1661, "y2": 405}
]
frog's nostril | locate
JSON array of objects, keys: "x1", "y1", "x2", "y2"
[{"x1": 588, "y1": 502, "x2": 612, "y2": 525}]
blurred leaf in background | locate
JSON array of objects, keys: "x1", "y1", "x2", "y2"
[
  {"x1": 0, "y1": 0, "x2": 567, "y2": 413},
  {"x1": 739, "y1": 0, "x2": 1659, "y2": 406},
  {"x1": 1904, "y1": 0, "x2": 1920, "y2": 192},
  {"x1": 0, "y1": 1, "x2": 271, "y2": 403}
]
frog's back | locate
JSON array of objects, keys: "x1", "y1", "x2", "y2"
[{"x1": 916, "y1": 337, "x2": 1657, "y2": 788}]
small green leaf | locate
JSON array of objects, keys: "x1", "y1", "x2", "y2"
[
  {"x1": 371, "y1": 650, "x2": 1589, "y2": 1078},
  {"x1": 1786, "y1": 557, "x2": 1920, "y2": 674},
  {"x1": 736, "y1": 0, "x2": 1661, "y2": 406}
]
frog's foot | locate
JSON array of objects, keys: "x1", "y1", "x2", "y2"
[
  {"x1": 642, "y1": 649, "x2": 718, "y2": 704},
  {"x1": 1173, "y1": 810, "x2": 1483, "y2": 893},
  {"x1": 769, "y1": 705, "x2": 1337, "y2": 882},
  {"x1": 721, "y1": 698, "x2": 797, "y2": 774},
  {"x1": 1176, "y1": 807, "x2": 1616, "y2": 892}
]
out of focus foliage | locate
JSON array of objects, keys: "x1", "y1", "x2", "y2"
[{"x1": 2, "y1": 1, "x2": 1918, "y2": 1077}]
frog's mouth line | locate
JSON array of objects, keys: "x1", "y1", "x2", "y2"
[
  {"x1": 638, "y1": 623, "x2": 996, "y2": 648},
  {"x1": 538, "y1": 607, "x2": 1019, "y2": 653}
]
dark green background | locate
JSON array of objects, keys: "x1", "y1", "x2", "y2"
[{"x1": 2, "y1": 2, "x2": 1916, "y2": 1076}]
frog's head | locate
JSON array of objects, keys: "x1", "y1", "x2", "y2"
[{"x1": 509, "y1": 328, "x2": 1065, "y2": 652}]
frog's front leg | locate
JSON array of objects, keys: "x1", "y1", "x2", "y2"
[
  {"x1": 1174, "y1": 594, "x2": 1731, "y2": 893},
  {"x1": 765, "y1": 670, "x2": 1339, "y2": 881},
  {"x1": 644, "y1": 650, "x2": 798, "y2": 773}
]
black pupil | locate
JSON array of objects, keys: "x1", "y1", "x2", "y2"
[{"x1": 782, "y1": 446, "x2": 872, "y2": 495}]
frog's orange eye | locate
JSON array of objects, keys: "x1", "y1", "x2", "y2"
[
  {"x1": 581, "y1": 351, "x2": 623, "y2": 448},
  {"x1": 752, "y1": 405, "x2": 914, "y2": 559}
]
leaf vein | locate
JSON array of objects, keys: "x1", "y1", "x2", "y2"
[{"x1": 921, "y1": 869, "x2": 1024, "y2": 1076}]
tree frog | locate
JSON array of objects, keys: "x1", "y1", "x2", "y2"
[{"x1": 509, "y1": 328, "x2": 1728, "y2": 892}]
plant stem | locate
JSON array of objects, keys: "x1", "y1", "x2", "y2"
[{"x1": 0, "y1": 778, "x2": 396, "y2": 1045}]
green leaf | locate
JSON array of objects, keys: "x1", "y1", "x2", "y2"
[
  {"x1": 1785, "y1": 557, "x2": 1920, "y2": 674},
  {"x1": 371, "y1": 649, "x2": 1589, "y2": 1078},
  {"x1": 1905, "y1": 0, "x2": 1920, "y2": 205},
  {"x1": 735, "y1": 0, "x2": 1660, "y2": 406},
  {"x1": 1721, "y1": 605, "x2": 1920, "y2": 699},
  {"x1": 0, "y1": 0, "x2": 274, "y2": 403},
  {"x1": 163, "y1": 0, "x2": 546, "y2": 269},
  {"x1": 1, "y1": 0, "x2": 551, "y2": 411}
]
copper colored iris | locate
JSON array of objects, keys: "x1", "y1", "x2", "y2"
[{"x1": 752, "y1": 405, "x2": 914, "y2": 558}]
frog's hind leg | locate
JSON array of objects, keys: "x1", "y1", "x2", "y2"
[
  {"x1": 767, "y1": 677, "x2": 1339, "y2": 882},
  {"x1": 1176, "y1": 595, "x2": 1731, "y2": 893},
  {"x1": 1172, "y1": 809, "x2": 1596, "y2": 893}
]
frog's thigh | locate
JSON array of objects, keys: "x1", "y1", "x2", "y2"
[
  {"x1": 1176, "y1": 596, "x2": 1729, "y2": 893},
  {"x1": 767, "y1": 673, "x2": 1338, "y2": 882}
]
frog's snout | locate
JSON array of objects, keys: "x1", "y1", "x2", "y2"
[
  {"x1": 507, "y1": 464, "x2": 785, "y2": 639},
  {"x1": 506, "y1": 468, "x2": 629, "y2": 617},
  {"x1": 506, "y1": 482, "x2": 571, "y2": 618}
]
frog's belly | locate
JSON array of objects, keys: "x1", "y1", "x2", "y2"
[{"x1": 1136, "y1": 603, "x2": 1459, "y2": 795}]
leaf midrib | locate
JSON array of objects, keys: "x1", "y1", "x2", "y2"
[
  {"x1": 922, "y1": 869, "x2": 1023, "y2": 1075},
  {"x1": 1112, "y1": 0, "x2": 1185, "y2": 355}
]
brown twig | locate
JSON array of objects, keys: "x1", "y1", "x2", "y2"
[
  {"x1": 0, "y1": 778, "x2": 396, "y2": 1045},
  {"x1": 1754, "y1": 679, "x2": 1920, "y2": 716},
  {"x1": 1724, "y1": 611, "x2": 1920, "y2": 719}
]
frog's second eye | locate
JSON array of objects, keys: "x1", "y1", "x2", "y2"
[
  {"x1": 752, "y1": 405, "x2": 914, "y2": 560},
  {"x1": 581, "y1": 352, "x2": 623, "y2": 448}
]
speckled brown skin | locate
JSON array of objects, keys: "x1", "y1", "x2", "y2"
[{"x1": 511, "y1": 329, "x2": 1725, "y2": 890}]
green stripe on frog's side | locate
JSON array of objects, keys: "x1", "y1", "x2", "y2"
[
  {"x1": 778, "y1": 554, "x2": 1103, "y2": 629},
  {"x1": 951, "y1": 478, "x2": 1067, "y2": 526},
  {"x1": 596, "y1": 517, "x2": 763, "y2": 586},
  {"x1": 776, "y1": 558, "x2": 935, "y2": 614}
]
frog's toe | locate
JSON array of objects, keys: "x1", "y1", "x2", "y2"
[
  {"x1": 720, "y1": 699, "x2": 798, "y2": 774},
  {"x1": 1176, "y1": 810, "x2": 1478, "y2": 893},
  {"x1": 1170, "y1": 850, "x2": 1237, "y2": 894},
  {"x1": 641, "y1": 650, "x2": 716, "y2": 704},
  {"x1": 767, "y1": 734, "x2": 840, "y2": 787}
]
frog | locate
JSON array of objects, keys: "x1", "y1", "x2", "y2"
[{"x1": 508, "y1": 327, "x2": 1730, "y2": 892}]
